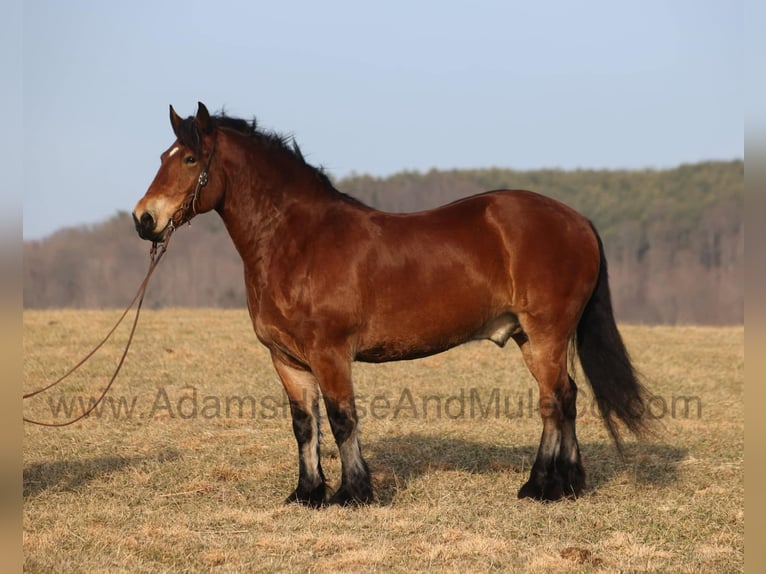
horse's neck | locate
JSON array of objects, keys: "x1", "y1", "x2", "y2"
[{"x1": 216, "y1": 151, "x2": 334, "y2": 288}]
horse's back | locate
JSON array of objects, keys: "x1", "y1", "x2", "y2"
[
  {"x1": 365, "y1": 189, "x2": 599, "y2": 294},
  {"x1": 370, "y1": 188, "x2": 594, "y2": 239}
]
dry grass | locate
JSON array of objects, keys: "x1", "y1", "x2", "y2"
[{"x1": 23, "y1": 309, "x2": 743, "y2": 573}]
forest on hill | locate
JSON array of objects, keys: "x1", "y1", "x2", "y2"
[{"x1": 23, "y1": 160, "x2": 743, "y2": 325}]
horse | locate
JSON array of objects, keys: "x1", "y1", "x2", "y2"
[{"x1": 132, "y1": 102, "x2": 651, "y2": 506}]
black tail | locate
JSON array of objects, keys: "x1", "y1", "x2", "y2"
[{"x1": 576, "y1": 223, "x2": 652, "y2": 450}]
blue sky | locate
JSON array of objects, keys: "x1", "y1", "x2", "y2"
[{"x1": 20, "y1": 0, "x2": 742, "y2": 239}]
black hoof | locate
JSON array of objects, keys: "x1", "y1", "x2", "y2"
[
  {"x1": 518, "y1": 464, "x2": 586, "y2": 501},
  {"x1": 517, "y1": 477, "x2": 542, "y2": 500},
  {"x1": 284, "y1": 483, "x2": 326, "y2": 508},
  {"x1": 561, "y1": 463, "x2": 586, "y2": 499},
  {"x1": 518, "y1": 476, "x2": 563, "y2": 501},
  {"x1": 326, "y1": 482, "x2": 374, "y2": 507}
]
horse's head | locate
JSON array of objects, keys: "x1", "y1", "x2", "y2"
[{"x1": 132, "y1": 102, "x2": 222, "y2": 242}]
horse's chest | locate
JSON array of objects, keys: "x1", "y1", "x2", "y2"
[{"x1": 249, "y1": 292, "x2": 313, "y2": 355}]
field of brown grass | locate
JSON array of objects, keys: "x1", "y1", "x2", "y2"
[{"x1": 23, "y1": 310, "x2": 743, "y2": 572}]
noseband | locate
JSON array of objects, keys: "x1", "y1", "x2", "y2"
[{"x1": 170, "y1": 137, "x2": 218, "y2": 231}]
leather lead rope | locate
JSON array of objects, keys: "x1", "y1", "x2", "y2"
[{"x1": 23, "y1": 235, "x2": 173, "y2": 427}]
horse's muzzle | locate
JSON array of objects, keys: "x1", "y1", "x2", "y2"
[{"x1": 133, "y1": 211, "x2": 157, "y2": 241}]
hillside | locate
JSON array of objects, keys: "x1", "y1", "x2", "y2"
[{"x1": 23, "y1": 160, "x2": 743, "y2": 324}]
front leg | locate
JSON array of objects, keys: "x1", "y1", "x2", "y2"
[
  {"x1": 311, "y1": 351, "x2": 373, "y2": 506},
  {"x1": 272, "y1": 355, "x2": 326, "y2": 507},
  {"x1": 323, "y1": 397, "x2": 372, "y2": 505}
]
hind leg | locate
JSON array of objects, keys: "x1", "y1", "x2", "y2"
[
  {"x1": 514, "y1": 333, "x2": 585, "y2": 500},
  {"x1": 559, "y1": 375, "x2": 586, "y2": 496}
]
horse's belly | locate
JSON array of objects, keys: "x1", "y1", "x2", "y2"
[{"x1": 354, "y1": 309, "x2": 520, "y2": 363}]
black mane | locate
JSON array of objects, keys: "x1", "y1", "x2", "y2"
[
  {"x1": 174, "y1": 113, "x2": 299, "y2": 160},
  {"x1": 175, "y1": 111, "x2": 365, "y2": 206}
]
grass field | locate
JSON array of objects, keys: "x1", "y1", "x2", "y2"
[{"x1": 23, "y1": 309, "x2": 743, "y2": 573}]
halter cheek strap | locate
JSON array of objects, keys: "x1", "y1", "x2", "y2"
[{"x1": 171, "y1": 137, "x2": 217, "y2": 230}]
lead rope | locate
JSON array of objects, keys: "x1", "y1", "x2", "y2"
[
  {"x1": 24, "y1": 137, "x2": 216, "y2": 427},
  {"x1": 23, "y1": 233, "x2": 173, "y2": 427}
]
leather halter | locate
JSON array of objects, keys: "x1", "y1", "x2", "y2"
[{"x1": 170, "y1": 137, "x2": 218, "y2": 231}]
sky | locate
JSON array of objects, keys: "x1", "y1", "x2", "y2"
[{"x1": 18, "y1": 0, "x2": 742, "y2": 240}]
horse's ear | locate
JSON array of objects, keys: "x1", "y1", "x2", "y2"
[
  {"x1": 169, "y1": 105, "x2": 183, "y2": 137},
  {"x1": 195, "y1": 102, "x2": 212, "y2": 134}
]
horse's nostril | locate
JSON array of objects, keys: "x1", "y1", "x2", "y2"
[
  {"x1": 140, "y1": 212, "x2": 154, "y2": 231},
  {"x1": 133, "y1": 211, "x2": 156, "y2": 239}
]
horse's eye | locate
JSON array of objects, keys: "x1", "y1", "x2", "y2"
[{"x1": 184, "y1": 156, "x2": 197, "y2": 165}]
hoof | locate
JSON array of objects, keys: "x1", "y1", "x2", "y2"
[
  {"x1": 562, "y1": 469, "x2": 586, "y2": 499},
  {"x1": 558, "y1": 459, "x2": 586, "y2": 499},
  {"x1": 326, "y1": 482, "x2": 374, "y2": 507},
  {"x1": 284, "y1": 483, "x2": 326, "y2": 508},
  {"x1": 517, "y1": 477, "x2": 563, "y2": 501},
  {"x1": 517, "y1": 478, "x2": 543, "y2": 500},
  {"x1": 518, "y1": 465, "x2": 585, "y2": 501}
]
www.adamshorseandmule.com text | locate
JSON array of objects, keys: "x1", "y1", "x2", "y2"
[{"x1": 43, "y1": 386, "x2": 702, "y2": 422}]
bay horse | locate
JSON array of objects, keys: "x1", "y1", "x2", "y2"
[{"x1": 133, "y1": 102, "x2": 651, "y2": 506}]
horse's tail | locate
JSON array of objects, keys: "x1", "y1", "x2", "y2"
[{"x1": 575, "y1": 223, "x2": 653, "y2": 451}]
